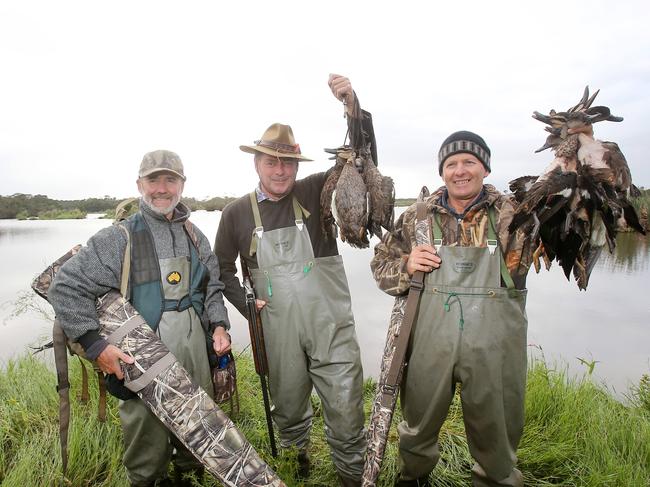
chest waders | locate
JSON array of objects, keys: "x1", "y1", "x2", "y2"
[
  {"x1": 398, "y1": 208, "x2": 527, "y2": 487},
  {"x1": 118, "y1": 214, "x2": 213, "y2": 485},
  {"x1": 248, "y1": 192, "x2": 366, "y2": 480}
]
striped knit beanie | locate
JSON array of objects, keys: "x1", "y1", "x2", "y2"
[{"x1": 438, "y1": 130, "x2": 491, "y2": 175}]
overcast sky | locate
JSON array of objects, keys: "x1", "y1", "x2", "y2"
[{"x1": 2, "y1": 0, "x2": 649, "y2": 201}]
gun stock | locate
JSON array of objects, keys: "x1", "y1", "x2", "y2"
[{"x1": 243, "y1": 276, "x2": 269, "y2": 376}]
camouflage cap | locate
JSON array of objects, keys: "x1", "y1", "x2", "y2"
[{"x1": 138, "y1": 150, "x2": 186, "y2": 181}]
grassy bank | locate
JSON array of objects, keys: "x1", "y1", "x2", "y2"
[
  {"x1": 1, "y1": 353, "x2": 649, "y2": 486},
  {"x1": 16, "y1": 208, "x2": 87, "y2": 220}
]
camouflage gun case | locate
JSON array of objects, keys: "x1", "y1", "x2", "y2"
[
  {"x1": 362, "y1": 188, "x2": 431, "y2": 486},
  {"x1": 33, "y1": 246, "x2": 285, "y2": 487}
]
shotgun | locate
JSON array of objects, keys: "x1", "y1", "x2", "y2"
[{"x1": 240, "y1": 257, "x2": 278, "y2": 458}]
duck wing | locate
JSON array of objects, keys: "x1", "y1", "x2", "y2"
[
  {"x1": 320, "y1": 152, "x2": 347, "y2": 239},
  {"x1": 508, "y1": 175, "x2": 539, "y2": 203},
  {"x1": 509, "y1": 165, "x2": 578, "y2": 236},
  {"x1": 380, "y1": 174, "x2": 395, "y2": 232}
]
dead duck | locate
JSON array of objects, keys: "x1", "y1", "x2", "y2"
[
  {"x1": 334, "y1": 146, "x2": 370, "y2": 247},
  {"x1": 509, "y1": 86, "x2": 645, "y2": 289},
  {"x1": 320, "y1": 94, "x2": 395, "y2": 248}
]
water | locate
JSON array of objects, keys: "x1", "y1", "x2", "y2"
[{"x1": 1, "y1": 211, "x2": 648, "y2": 398}]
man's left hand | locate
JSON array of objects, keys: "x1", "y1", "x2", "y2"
[
  {"x1": 328, "y1": 73, "x2": 356, "y2": 115},
  {"x1": 212, "y1": 327, "x2": 232, "y2": 356}
]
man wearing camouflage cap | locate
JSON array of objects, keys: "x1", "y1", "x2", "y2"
[
  {"x1": 372, "y1": 130, "x2": 530, "y2": 486},
  {"x1": 49, "y1": 150, "x2": 232, "y2": 486}
]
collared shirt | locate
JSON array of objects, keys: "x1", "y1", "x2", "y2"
[
  {"x1": 255, "y1": 184, "x2": 271, "y2": 203},
  {"x1": 255, "y1": 184, "x2": 294, "y2": 203}
]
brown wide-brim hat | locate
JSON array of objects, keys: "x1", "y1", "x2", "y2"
[{"x1": 240, "y1": 123, "x2": 313, "y2": 161}]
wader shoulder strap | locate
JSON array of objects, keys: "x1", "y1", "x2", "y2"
[
  {"x1": 432, "y1": 212, "x2": 443, "y2": 247},
  {"x1": 380, "y1": 201, "x2": 429, "y2": 406},
  {"x1": 248, "y1": 191, "x2": 310, "y2": 256},
  {"x1": 291, "y1": 196, "x2": 310, "y2": 228},
  {"x1": 183, "y1": 220, "x2": 200, "y2": 249},
  {"x1": 249, "y1": 192, "x2": 263, "y2": 257},
  {"x1": 488, "y1": 206, "x2": 516, "y2": 293}
]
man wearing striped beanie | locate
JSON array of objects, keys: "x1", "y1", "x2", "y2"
[
  {"x1": 372, "y1": 129, "x2": 529, "y2": 486},
  {"x1": 438, "y1": 130, "x2": 491, "y2": 175}
]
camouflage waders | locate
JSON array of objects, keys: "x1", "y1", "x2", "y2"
[
  {"x1": 398, "y1": 211, "x2": 527, "y2": 487},
  {"x1": 249, "y1": 195, "x2": 366, "y2": 480},
  {"x1": 119, "y1": 255, "x2": 212, "y2": 485}
]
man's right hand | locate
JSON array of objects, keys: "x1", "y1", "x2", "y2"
[
  {"x1": 256, "y1": 299, "x2": 266, "y2": 312},
  {"x1": 406, "y1": 244, "x2": 442, "y2": 275},
  {"x1": 96, "y1": 344, "x2": 135, "y2": 380}
]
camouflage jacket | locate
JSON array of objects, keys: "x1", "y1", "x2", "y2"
[{"x1": 371, "y1": 184, "x2": 533, "y2": 295}]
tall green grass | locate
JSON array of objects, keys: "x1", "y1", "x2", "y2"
[
  {"x1": 631, "y1": 188, "x2": 649, "y2": 212},
  {"x1": 1, "y1": 352, "x2": 649, "y2": 486}
]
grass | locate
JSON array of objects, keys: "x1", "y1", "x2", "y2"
[
  {"x1": 15, "y1": 209, "x2": 87, "y2": 220},
  {"x1": 631, "y1": 188, "x2": 649, "y2": 212},
  {"x1": 1, "y1": 352, "x2": 649, "y2": 486}
]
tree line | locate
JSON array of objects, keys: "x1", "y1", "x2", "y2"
[
  {"x1": 1, "y1": 190, "x2": 647, "y2": 223},
  {"x1": 0, "y1": 194, "x2": 237, "y2": 219}
]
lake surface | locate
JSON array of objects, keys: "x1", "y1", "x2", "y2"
[{"x1": 1, "y1": 211, "x2": 648, "y2": 398}]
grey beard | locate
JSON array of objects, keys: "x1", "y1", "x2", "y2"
[{"x1": 141, "y1": 194, "x2": 180, "y2": 216}]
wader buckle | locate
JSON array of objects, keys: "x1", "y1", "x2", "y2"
[{"x1": 487, "y1": 239, "x2": 498, "y2": 255}]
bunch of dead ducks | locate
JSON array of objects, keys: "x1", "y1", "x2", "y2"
[
  {"x1": 509, "y1": 86, "x2": 645, "y2": 290},
  {"x1": 320, "y1": 95, "x2": 395, "y2": 248},
  {"x1": 318, "y1": 87, "x2": 645, "y2": 290}
]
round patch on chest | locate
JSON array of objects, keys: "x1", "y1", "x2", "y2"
[{"x1": 166, "y1": 271, "x2": 182, "y2": 285}]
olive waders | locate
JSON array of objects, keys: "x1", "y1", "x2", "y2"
[
  {"x1": 398, "y1": 209, "x2": 527, "y2": 487},
  {"x1": 248, "y1": 193, "x2": 366, "y2": 481},
  {"x1": 119, "y1": 254, "x2": 213, "y2": 485}
]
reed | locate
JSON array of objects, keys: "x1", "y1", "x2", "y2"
[{"x1": 1, "y1": 352, "x2": 649, "y2": 486}]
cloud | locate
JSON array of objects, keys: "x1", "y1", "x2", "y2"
[{"x1": 1, "y1": 0, "x2": 649, "y2": 200}]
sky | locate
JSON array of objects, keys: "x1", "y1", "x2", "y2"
[{"x1": 2, "y1": 0, "x2": 649, "y2": 201}]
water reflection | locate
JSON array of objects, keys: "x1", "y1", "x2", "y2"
[
  {"x1": 1, "y1": 213, "x2": 648, "y2": 398},
  {"x1": 0, "y1": 225, "x2": 49, "y2": 240},
  {"x1": 597, "y1": 232, "x2": 650, "y2": 274}
]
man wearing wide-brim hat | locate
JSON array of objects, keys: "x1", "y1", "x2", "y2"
[{"x1": 214, "y1": 74, "x2": 374, "y2": 487}]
